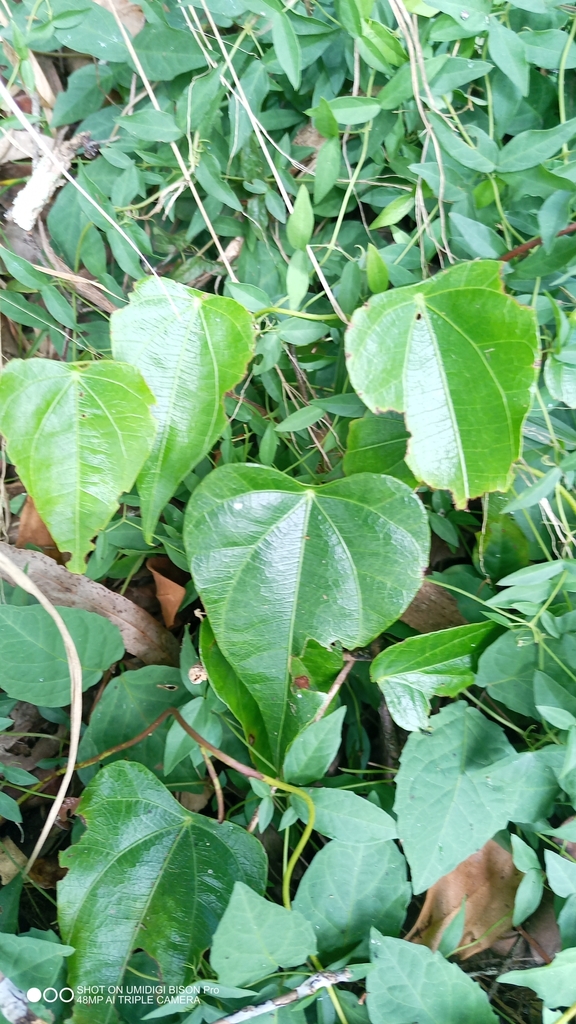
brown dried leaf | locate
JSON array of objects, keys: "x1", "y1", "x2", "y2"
[
  {"x1": 0, "y1": 837, "x2": 27, "y2": 884},
  {"x1": 36, "y1": 221, "x2": 120, "y2": 314},
  {"x1": 0, "y1": 542, "x2": 178, "y2": 665},
  {"x1": 93, "y1": 0, "x2": 145, "y2": 35},
  {"x1": 146, "y1": 556, "x2": 188, "y2": 629},
  {"x1": 177, "y1": 784, "x2": 213, "y2": 813},
  {"x1": 55, "y1": 796, "x2": 81, "y2": 827},
  {"x1": 406, "y1": 840, "x2": 522, "y2": 959},
  {"x1": 400, "y1": 579, "x2": 466, "y2": 633},
  {"x1": 16, "y1": 496, "x2": 62, "y2": 561},
  {"x1": 28, "y1": 857, "x2": 67, "y2": 888},
  {"x1": 0, "y1": 130, "x2": 53, "y2": 165}
]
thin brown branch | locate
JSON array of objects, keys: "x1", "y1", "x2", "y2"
[
  {"x1": 312, "y1": 654, "x2": 356, "y2": 723},
  {"x1": 77, "y1": 706, "x2": 264, "y2": 780},
  {"x1": 515, "y1": 924, "x2": 553, "y2": 964},
  {"x1": 500, "y1": 221, "x2": 576, "y2": 262},
  {"x1": 201, "y1": 747, "x2": 225, "y2": 823}
]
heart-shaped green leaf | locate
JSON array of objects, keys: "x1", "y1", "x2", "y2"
[
  {"x1": 59, "y1": 761, "x2": 267, "y2": 1019},
  {"x1": 0, "y1": 359, "x2": 156, "y2": 572},
  {"x1": 111, "y1": 278, "x2": 254, "y2": 540},
  {"x1": 184, "y1": 464, "x2": 429, "y2": 765},
  {"x1": 345, "y1": 261, "x2": 538, "y2": 506}
]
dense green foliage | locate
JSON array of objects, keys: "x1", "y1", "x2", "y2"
[{"x1": 4, "y1": 0, "x2": 576, "y2": 1020}]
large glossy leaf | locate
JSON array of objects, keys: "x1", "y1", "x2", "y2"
[
  {"x1": 371, "y1": 622, "x2": 495, "y2": 731},
  {"x1": 367, "y1": 932, "x2": 498, "y2": 1024},
  {"x1": 0, "y1": 360, "x2": 156, "y2": 572},
  {"x1": 293, "y1": 842, "x2": 410, "y2": 958},
  {"x1": 111, "y1": 278, "x2": 254, "y2": 540},
  {"x1": 59, "y1": 761, "x2": 267, "y2": 1024},
  {"x1": 0, "y1": 605, "x2": 123, "y2": 707},
  {"x1": 345, "y1": 261, "x2": 538, "y2": 506},
  {"x1": 211, "y1": 882, "x2": 317, "y2": 986},
  {"x1": 184, "y1": 464, "x2": 429, "y2": 765},
  {"x1": 200, "y1": 619, "x2": 276, "y2": 773}
]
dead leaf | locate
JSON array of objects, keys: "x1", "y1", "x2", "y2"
[
  {"x1": 177, "y1": 784, "x2": 213, "y2": 813},
  {"x1": 34, "y1": 56, "x2": 63, "y2": 104},
  {"x1": 28, "y1": 857, "x2": 67, "y2": 888},
  {"x1": 146, "y1": 556, "x2": 188, "y2": 628},
  {"x1": 0, "y1": 542, "x2": 179, "y2": 665},
  {"x1": 406, "y1": 840, "x2": 522, "y2": 959},
  {"x1": 36, "y1": 221, "x2": 121, "y2": 314},
  {"x1": 16, "y1": 496, "x2": 61, "y2": 561},
  {"x1": 0, "y1": 702, "x2": 43, "y2": 765},
  {"x1": 93, "y1": 0, "x2": 145, "y2": 35},
  {"x1": 0, "y1": 837, "x2": 27, "y2": 884},
  {"x1": 0, "y1": 130, "x2": 54, "y2": 165},
  {"x1": 293, "y1": 123, "x2": 324, "y2": 150},
  {"x1": 55, "y1": 796, "x2": 81, "y2": 828},
  {"x1": 400, "y1": 579, "x2": 466, "y2": 633}
]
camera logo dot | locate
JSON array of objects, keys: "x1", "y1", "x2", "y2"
[{"x1": 27, "y1": 988, "x2": 75, "y2": 1004}]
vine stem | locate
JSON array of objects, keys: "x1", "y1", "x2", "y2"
[
  {"x1": 0, "y1": 551, "x2": 82, "y2": 876},
  {"x1": 197, "y1": 0, "x2": 348, "y2": 323},
  {"x1": 107, "y1": 4, "x2": 237, "y2": 280},
  {"x1": 559, "y1": 15, "x2": 576, "y2": 159},
  {"x1": 254, "y1": 308, "x2": 341, "y2": 321}
]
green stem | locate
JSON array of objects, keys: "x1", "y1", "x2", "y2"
[
  {"x1": 553, "y1": 1000, "x2": 576, "y2": 1024},
  {"x1": 559, "y1": 15, "x2": 576, "y2": 160},
  {"x1": 489, "y1": 175, "x2": 523, "y2": 249},
  {"x1": 254, "y1": 307, "x2": 340, "y2": 321},
  {"x1": 320, "y1": 72, "x2": 375, "y2": 267},
  {"x1": 464, "y1": 690, "x2": 527, "y2": 736},
  {"x1": 310, "y1": 955, "x2": 350, "y2": 1024},
  {"x1": 529, "y1": 570, "x2": 568, "y2": 628},
  {"x1": 393, "y1": 204, "x2": 439, "y2": 264},
  {"x1": 263, "y1": 777, "x2": 315, "y2": 910},
  {"x1": 558, "y1": 483, "x2": 576, "y2": 518},
  {"x1": 427, "y1": 579, "x2": 523, "y2": 621},
  {"x1": 484, "y1": 72, "x2": 494, "y2": 140},
  {"x1": 536, "y1": 388, "x2": 562, "y2": 454}
]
